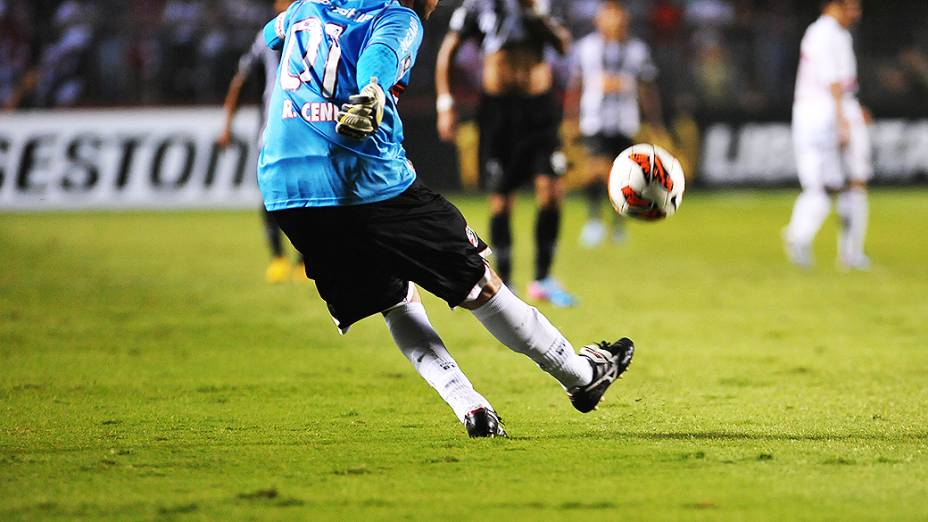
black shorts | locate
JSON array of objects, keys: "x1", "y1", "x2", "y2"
[
  {"x1": 478, "y1": 92, "x2": 565, "y2": 194},
  {"x1": 582, "y1": 132, "x2": 635, "y2": 159},
  {"x1": 271, "y1": 181, "x2": 490, "y2": 333}
]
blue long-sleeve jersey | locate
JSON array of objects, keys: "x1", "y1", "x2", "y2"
[{"x1": 258, "y1": 0, "x2": 424, "y2": 209}]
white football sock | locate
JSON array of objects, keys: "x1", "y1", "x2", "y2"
[
  {"x1": 786, "y1": 189, "x2": 831, "y2": 246},
  {"x1": 470, "y1": 285, "x2": 593, "y2": 390},
  {"x1": 836, "y1": 188, "x2": 869, "y2": 264},
  {"x1": 384, "y1": 301, "x2": 491, "y2": 423}
]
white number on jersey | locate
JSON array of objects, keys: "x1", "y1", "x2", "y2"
[{"x1": 280, "y1": 17, "x2": 344, "y2": 98}]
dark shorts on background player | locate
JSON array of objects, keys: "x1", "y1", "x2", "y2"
[
  {"x1": 271, "y1": 181, "x2": 490, "y2": 333},
  {"x1": 582, "y1": 132, "x2": 635, "y2": 159},
  {"x1": 478, "y1": 91, "x2": 565, "y2": 194}
]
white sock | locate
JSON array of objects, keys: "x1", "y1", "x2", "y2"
[
  {"x1": 836, "y1": 188, "x2": 869, "y2": 263},
  {"x1": 470, "y1": 285, "x2": 593, "y2": 389},
  {"x1": 786, "y1": 189, "x2": 831, "y2": 245},
  {"x1": 384, "y1": 301, "x2": 491, "y2": 423}
]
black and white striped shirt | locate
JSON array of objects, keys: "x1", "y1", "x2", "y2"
[
  {"x1": 448, "y1": 0, "x2": 561, "y2": 56},
  {"x1": 572, "y1": 34, "x2": 657, "y2": 138}
]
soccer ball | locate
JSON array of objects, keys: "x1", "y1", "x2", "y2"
[{"x1": 608, "y1": 144, "x2": 686, "y2": 221}]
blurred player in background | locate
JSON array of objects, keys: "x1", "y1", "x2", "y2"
[
  {"x1": 259, "y1": 0, "x2": 634, "y2": 437},
  {"x1": 568, "y1": 0, "x2": 663, "y2": 247},
  {"x1": 785, "y1": 0, "x2": 871, "y2": 270},
  {"x1": 219, "y1": 0, "x2": 300, "y2": 284},
  {"x1": 3, "y1": 0, "x2": 95, "y2": 111},
  {"x1": 435, "y1": 0, "x2": 577, "y2": 307}
]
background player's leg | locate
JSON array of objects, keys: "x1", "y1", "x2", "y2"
[
  {"x1": 262, "y1": 208, "x2": 289, "y2": 283},
  {"x1": 584, "y1": 177, "x2": 607, "y2": 220},
  {"x1": 534, "y1": 205, "x2": 560, "y2": 282},
  {"x1": 528, "y1": 176, "x2": 576, "y2": 307},
  {"x1": 489, "y1": 193, "x2": 515, "y2": 287},
  {"x1": 612, "y1": 212, "x2": 627, "y2": 244},
  {"x1": 262, "y1": 208, "x2": 284, "y2": 257},
  {"x1": 785, "y1": 142, "x2": 835, "y2": 267},
  {"x1": 580, "y1": 155, "x2": 612, "y2": 248},
  {"x1": 384, "y1": 287, "x2": 494, "y2": 423},
  {"x1": 837, "y1": 118, "x2": 873, "y2": 270},
  {"x1": 785, "y1": 188, "x2": 830, "y2": 267},
  {"x1": 836, "y1": 184, "x2": 869, "y2": 269}
]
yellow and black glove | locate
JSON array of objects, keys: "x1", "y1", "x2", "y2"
[{"x1": 336, "y1": 78, "x2": 385, "y2": 140}]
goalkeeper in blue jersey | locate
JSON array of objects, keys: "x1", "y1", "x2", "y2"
[{"x1": 259, "y1": 0, "x2": 634, "y2": 438}]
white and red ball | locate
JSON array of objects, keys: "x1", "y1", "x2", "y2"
[{"x1": 608, "y1": 144, "x2": 686, "y2": 221}]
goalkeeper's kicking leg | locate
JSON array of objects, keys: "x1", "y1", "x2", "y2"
[
  {"x1": 462, "y1": 268, "x2": 633, "y2": 416},
  {"x1": 385, "y1": 267, "x2": 633, "y2": 438}
]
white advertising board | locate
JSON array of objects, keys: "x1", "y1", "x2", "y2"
[
  {"x1": 701, "y1": 119, "x2": 928, "y2": 186},
  {"x1": 0, "y1": 108, "x2": 263, "y2": 211}
]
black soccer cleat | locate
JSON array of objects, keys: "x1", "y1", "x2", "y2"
[
  {"x1": 568, "y1": 337, "x2": 635, "y2": 413},
  {"x1": 464, "y1": 407, "x2": 508, "y2": 438}
]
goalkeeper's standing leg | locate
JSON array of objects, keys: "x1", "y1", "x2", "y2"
[
  {"x1": 262, "y1": 209, "x2": 291, "y2": 284},
  {"x1": 384, "y1": 286, "x2": 505, "y2": 438}
]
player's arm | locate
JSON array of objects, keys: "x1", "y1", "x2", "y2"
[
  {"x1": 336, "y1": 8, "x2": 424, "y2": 140},
  {"x1": 816, "y1": 32, "x2": 849, "y2": 147},
  {"x1": 218, "y1": 73, "x2": 247, "y2": 147},
  {"x1": 831, "y1": 82, "x2": 849, "y2": 147},
  {"x1": 525, "y1": 9, "x2": 571, "y2": 56},
  {"x1": 637, "y1": 46, "x2": 664, "y2": 130},
  {"x1": 435, "y1": 1, "x2": 479, "y2": 143},
  {"x1": 563, "y1": 49, "x2": 583, "y2": 122},
  {"x1": 434, "y1": 31, "x2": 464, "y2": 142},
  {"x1": 639, "y1": 80, "x2": 665, "y2": 130},
  {"x1": 219, "y1": 35, "x2": 263, "y2": 148},
  {"x1": 560, "y1": 55, "x2": 584, "y2": 158}
]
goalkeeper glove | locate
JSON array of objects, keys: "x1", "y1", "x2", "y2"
[{"x1": 336, "y1": 78, "x2": 385, "y2": 140}]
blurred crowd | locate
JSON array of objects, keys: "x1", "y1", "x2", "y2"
[
  {"x1": 2, "y1": 0, "x2": 927, "y2": 118},
  {"x1": 0, "y1": 0, "x2": 273, "y2": 107},
  {"x1": 550, "y1": 0, "x2": 928, "y2": 119}
]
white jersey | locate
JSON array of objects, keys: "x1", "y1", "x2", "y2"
[
  {"x1": 572, "y1": 34, "x2": 657, "y2": 138},
  {"x1": 794, "y1": 15, "x2": 858, "y2": 108},
  {"x1": 792, "y1": 15, "x2": 871, "y2": 189}
]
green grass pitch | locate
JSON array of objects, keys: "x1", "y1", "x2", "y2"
[{"x1": 1, "y1": 189, "x2": 927, "y2": 520}]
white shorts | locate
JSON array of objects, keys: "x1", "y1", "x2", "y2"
[{"x1": 792, "y1": 100, "x2": 873, "y2": 191}]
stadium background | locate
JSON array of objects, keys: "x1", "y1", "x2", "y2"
[{"x1": 2, "y1": 0, "x2": 928, "y2": 209}]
